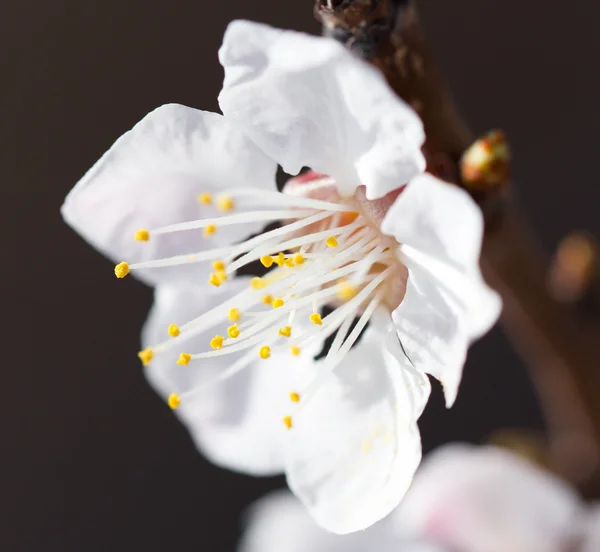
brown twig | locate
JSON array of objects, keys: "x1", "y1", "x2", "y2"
[{"x1": 315, "y1": 0, "x2": 600, "y2": 494}]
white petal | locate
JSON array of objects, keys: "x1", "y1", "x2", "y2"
[
  {"x1": 284, "y1": 309, "x2": 431, "y2": 534},
  {"x1": 218, "y1": 20, "x2": 425, "y2": 200},
  {"x1": 142, "y1": 279, "x2": 317, "y2": 476},
  {"x1": 382, "y1": 174, "x2": 502, "y2": 406},
  {"x1": 239, "y1": 490, "x2": 449, "y2": 552},
  {"x1": 394, "y1": 444, "x2": 583, "y2": 552},
  {"x1": 62, "y1": 104, "x2": 277, "y2": 286}
]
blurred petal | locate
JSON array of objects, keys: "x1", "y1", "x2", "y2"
[
  {"x1": 239, "y1": 490, "x2": 450, "y2": 552},
  {"x1": 142, "y1": 280, "x2": 316, "y2": 476},
  {"x1": 219, "y1": 20, "x2": 425, "y2": 200},
  {"x1": 62, "y1": 104, "x2": 277, "y2": 286},
  {"x1": 382, "y1": 174, "x2": 501, "y2": 406},
  {"x1": 394, "y1": 444, "x2": 583, "y2": 552},
  {"x1": 581, "y1": 505, "x2": 600, "y2": 552},
  {"x1": 284, "y1": 309, "x2": 431, "y2": 534}
]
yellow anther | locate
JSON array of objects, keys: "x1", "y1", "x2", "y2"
[
  {"x1": 209, "y1": 273, "x2": 221, "y2": 287},
  {"x1": 137, "y1": 348, "x2": 153, "y2": 366},
  {"x1": 310, "y1": 313, "x2": 323, "y2": 326},
  {"x1": 203, "y1": 224, "x2": 217, "y2": 237},
  {"x1": 278, "y1": 326, "x2": 292, "y2": 338},
  {"x1": 134, "y1": 228, "x2": 150, "y2": 242},
  {"x1": 290, "y1": 345, "x2": 301, "y2": 356},
  {"x1": 262, "y1": 294, "x2": 273, "y2": 305},
  {"x1": 272, "y1": 298, "x2": 285, "y2": 309},
  {"x1": 228, "y1": 308, "x2": 241, "y2": 322},
  {"x1": 293, "y1": 253, "x2": 305, "y2": 265},
  {"x1": 283, "y1": 416, "x2": 293, "y2": 430},
  {"x1": 259, "y1": 346, "x2": 271, "y2": 359},
  {"x1": 168, "y1": 393, "x2": 181, "y2": 410},
  {"x1": 168, "y1": 324, "x2": 180, "y2": 338},
  {"x1": 197, "y1": 192, "x2": 212, "y2": 205},
  {"x1": 216, "y1": 195, "x2": 235, "y2": 212},
  {"x1": 284, "y1": 257, "x2": 295, "y2": 268},
  {"x1": 210, "y1": 335, "x2": 224, "y2": 350},
  {"x1": 216, "y1": 270, "x2": 228, "y2": 284},
  {"x1": 251, "y1": 277, "x2": 266, "y2": 290},
  {"x1": 260, "y1": 255, "x2": 274, "y2": 268},
  {"x1": 337, "y1": 281, "x2": 358, "y2": 302},
  {"x1": 212, "y1": 260, "x2": 226, "y2": 271},
  {"x1": 326, "y1": 236, "x2": 338, "y2": 248},
  {"x1": 273, "y1": 252, "x2": 286, "y2": 267},
  {"x1": 289, "y1": 392, "x2": 300, "y2": 403},
  {"x1": 177, "y1": 353, "x2": 192, "y2": 366},
  {"x1": 114, "y1": 262, "x2": 130, "y2": 279},
  {"x1": 227, "y1": 324, "x2": 240, "y2": 339}
]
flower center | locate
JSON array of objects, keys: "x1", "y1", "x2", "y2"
[{"x1": 119, "y1": 171, "x2": 407, "y2": 418}]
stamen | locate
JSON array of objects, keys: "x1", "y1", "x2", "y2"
[
  {"x1": 272, "y1": 298, "x2": 285, "y2": 309},
  {"x1": 168, "y1": 324, "x2": 180, "y2": 337},
  {"x1": 283, "y1": 415, "x2": 293, "y2": 429},
  {"x1": 197, "y1": 193, "x2": 212, "y2": 205},
  {"x1": 300, "y1": 291, "x2": 385, "y2": 406},
  {"x1": 228, "y1": 308, "x2": 241, "y2": 322},
  {"x1": 168, "y1": 393, "x2": 181, "y2": 409},
  {"x1": 278, "y1": 326, "x2": 292, "y2": 338},
  {"x1": 289, "y1": 392, "x2": 301, "y2": 403},
  {"x1": 291, "y1": 345, "x2": 301, "y2": 356},
  {"x1": 227, "y1": 324, "x2": 240, "y2": 339},
  {"x1": 228, "y1": 219, "x2": 362, "y2": 274},
  {"x1": 177, "y1": 353, "x2": 192, "y2": 366},
  {"x1": 222, "y1": 187, "x2": 351, "y2": 212},
  {"x1": 180, "y1": 348, "x2": 262, "y2": 399},
  {"x1": 260, "y1": 255, "x2": 274, "y2": 268},
  {"x1": 293, "y1": 253, "x2": 305, "y2": 265},
  {"x1": 212, "y1": 260, "x2": 226, "y2": 271},
  {"x1": 126, "y1": 211, "x2": 333, "y2": 272},
  {"x1": 326, "y1": 236, "x2": 338, "y2": 248},
  {"x1": 325, "y1": 305, "x2": 357, "y2": 362},
  {"x1": 310, "y1": 313, "x2": 323, "y2": 326},
  {"x1": 216, "y1": 195, "x2": 235, "y2": 212},
  {"x1": 134, "y1": 229, "x2": 150, "y2": 242},
  {"x1": 138, "y1": 348, "x2": 153, "y2": 366},
  {"x1": 262, "y1": 294, "x2": 273, "y2": 305},
  {"x1": 203, "y1": 224, "x2": 217, "y2": 237},
  {"x1": 291, "y1": 266, "x2": 391, "y2": 352},
  {"x1": 259, "y1": 346, "x2": 271, "y2": 359},
  {"x1": 210, "y1": 335, "x2": 224, "y2": 350},
  {"x1": 209, "y1": 273, "x2": 222, "y2": 287},
  {"x1": 151, "y1": 210, "x2": 317, "y2": 236},
  {"x1": 115, "y1": 262, "x2": 130, "y2": 279},
  {"x1": 337, "y1": 281, "x2": 358, "y2": 301}
]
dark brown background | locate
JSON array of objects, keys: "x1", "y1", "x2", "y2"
[{"x1": 2, "y1": 0, "x2": 599, "y2": 550}]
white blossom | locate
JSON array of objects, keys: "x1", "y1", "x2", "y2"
[{"x1": 62, "y1": 20, "x2": 500, "y2": 533}]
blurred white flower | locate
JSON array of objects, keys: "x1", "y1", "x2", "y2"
[
  {"x1": 395, "y1": 444, "x2": 585, "y2": 552},
  {"x1": 238, "y1": 489, "x2": 449, "y2": 552},
  {"x1": 62, "y1": 20, "x2": 500, "y2": 534},
  {"x1": 580, "y1": 505, "x2": 600, "y2": 552},
  {"x1": 240, "y1": 445, "x2": 599, "y2": 552}
]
